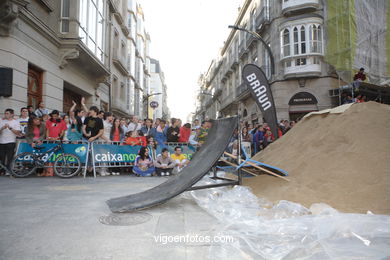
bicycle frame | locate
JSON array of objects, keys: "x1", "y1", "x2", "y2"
[{"x1": 33, "y1": 142, "x2": 64, "y2": 165}]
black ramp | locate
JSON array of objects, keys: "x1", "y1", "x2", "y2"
[{"x1": 106, "y1": 116, "x2": 238, "y2": 212}]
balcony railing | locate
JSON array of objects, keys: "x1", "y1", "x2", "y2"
[
  {"x1": 238, "y1": 41, "x2": 248, "y2": 58},
  {"x1": 113, "y1": 50, "x2": 129, "y2": 75},
  {"x1": 256, "y1": 5, "x2": 270, "y2": 31},
  {"x1": 282, "y1": 0, "x2": 319, "y2": 14},
  {"x1": 236, "y1": 83, "x2": 249, "y2": 97}
]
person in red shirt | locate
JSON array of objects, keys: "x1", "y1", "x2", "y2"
[
  {"x1": 353, "y1": 68, "x2": 366, "y2": 81},
  {"x1": 124, "y1": 131, "x2": 146, "y2": 146},
  {"x1": 44, "y1": 110, "x2": 67, "y2": 176},
  {"x1": 46, "y1": 110, "x2": 67, "y2": 140},
  {"x1": 179, "y1": 123, "x2": 191, "y2": 143}
]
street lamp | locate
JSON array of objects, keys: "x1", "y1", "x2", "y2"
[
  {"x1": 228, "y1": 25, "x2": 275, "y2": 76},
  {"x1": 145, "y1": 92, "x2": 162, "y2": 120}
]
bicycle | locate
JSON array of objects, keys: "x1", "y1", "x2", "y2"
[{"x1": 10, "y1": 141, "x2": 81, "y2": 178}]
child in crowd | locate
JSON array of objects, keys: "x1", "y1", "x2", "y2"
[{"x1": 133, "y1": 147, "x2": 155, "y2": 177}]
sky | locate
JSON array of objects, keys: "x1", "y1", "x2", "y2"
[{"x1": 140, "y1": 0, "x2": 244, "y2": 122}]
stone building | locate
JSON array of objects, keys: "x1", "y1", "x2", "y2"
[
  {"x1": 194, "y1": 0, "x2": 346, "y2": 124},
  {"x1": 148, "y1": 58, "x2": 170, "y2": 120},
  {"x1": 0, "y1": 0, "x2": 151, "y2": 117}
]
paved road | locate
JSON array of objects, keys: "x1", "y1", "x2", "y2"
[{"x1": 0, "y1": 176, "x2": 221, "y2": 260}]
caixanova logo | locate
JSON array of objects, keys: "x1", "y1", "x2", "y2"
[{"x1": 94, "y1": 152, "x2": 137, "y2": 162}]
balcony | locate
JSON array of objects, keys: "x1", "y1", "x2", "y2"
[
  {"x1": 229, "y1": 54, "x2": 239, "y2": 70},
  {"x1": 246, "y1": 35, "x2": 257, "y2": 49},
  {"x1": 282, "y1": 0, "x2": 319, "y2": 15},
  {"x1": 236, "y1": 83, "x2": 249, "y2": 98},
  {"x1": 284, "y1": 57, "x2": 322, "y2": 78},
  {"x1": 255, "y1": 6, "x2": 270, "y2": 32},
  {"x1": 238, "y1": 41, "x2": 248, "y2": 59},
  {"x1": 111, "y1": 99, "x2": 129, "y2": 116},
  {"x1": 112, "y1": 50, "x2": 129, "y2": 75},
  {"x1": 59, "y1": 39, "x2": 110, "y2": 79}
]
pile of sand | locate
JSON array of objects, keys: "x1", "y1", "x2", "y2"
[{"x1": 244, "y1": 101, "x2": 390, "y2": 214}]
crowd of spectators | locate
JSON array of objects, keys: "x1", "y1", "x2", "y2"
[
  {"x1": 0, "y1": 98, "x2": 211, "y2": 177},
  {"x1": 226, "y1": 119, "x2": 296, "y2": 157}
]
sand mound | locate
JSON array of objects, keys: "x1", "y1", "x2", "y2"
[{"x1": 244, "y1": 101, "x2": 390, "y2": 214}]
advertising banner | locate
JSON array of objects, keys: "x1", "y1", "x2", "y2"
[
  {"x1": 17, "y1": 143, "x2": 88, "y2": 163},
  {"x1": 242, "y1": 64, "x2": 278, "y2": 139},
  {"x1": 92, "y1": 144, "x2": 196, "y2": 163}
]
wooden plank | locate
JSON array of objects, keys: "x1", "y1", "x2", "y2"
[
  {"x1": 219, "y1": 158, "x2": 258, "y2": 176},
  {"x1": 224, "y1": 152, "x2": 290, "y2": 182}
]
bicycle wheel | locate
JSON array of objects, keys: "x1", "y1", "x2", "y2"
[
  {"x1": 54, "y1": 153, "x2": 81, "y2": 178},
  {"x1": 10, "y1": 152, "x2": 37, "y2": 177}
]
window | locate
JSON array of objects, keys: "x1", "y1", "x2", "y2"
[
  {"x1": 263, "y1": 45, "x2": 271, "y2": 79},
  {"x1": 282, "y1": 29, "x2": 290, "y2": 57},
  {"x1": 61, "y1": 0, "x2": 70, "y2": 33},
  {"x1": 310, "y1": 25, "x2": 322, "y2": 53},
  {"x1": 293, "y1": 27, "x2": 299, "y2": 55},
  {"x1": 300, "y1": 26, "x2": 306, "y2": 54},
  {"x1": 78, "y1": 0, "x2": 106, "y2": 62},
  {"x1": 280, "y1": 22, "x2": 323, "y2": 59},
  {"x1": 295, "y1": 58, "x2": 307, "y2": 66}
]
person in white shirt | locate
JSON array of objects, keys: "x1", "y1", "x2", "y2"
[
  {"x1": 188, "y1": 128, "x2": 200, "y2": 146},
  {"x1": 34, "y1": 101, "x2": 49, "y2": 117},
  {"x1": 100, "y1": 112, "x2": 117, "y2": 176},
  {"x1": 17, "y1": 107, "x2": 29, "y2": 140},
  {"x1": 101, "y1": 112, "x2": 113, "y2": 142},
  {"x1": 0, "y1": 109, "x2": 21, "y2": 175},
  {"x1": 127, "y1": 115, "x2": 142, "y2": 133}
]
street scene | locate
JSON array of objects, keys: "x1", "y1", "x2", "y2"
[{"x1": 0, "y1": 0, "x2": 390, "y2": 259}]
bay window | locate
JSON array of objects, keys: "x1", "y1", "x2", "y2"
[
  {"x1": 79, "y1": 0, "x2": 106, "y2": 62},
  {"x1": 280, "y1": 20, "x2": 323, "y2": 74}
]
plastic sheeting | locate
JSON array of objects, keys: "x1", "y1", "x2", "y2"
[
  {"x1": 189, "y1": 177, "x2": 390, "y2": 259},
  {"x1": 325, "y1": 0, "x2": 390, "y2": 86}
]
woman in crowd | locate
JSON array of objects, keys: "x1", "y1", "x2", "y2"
[
  {"x1": 154, "y1": 148, "x2": 175, "y2": 176},
  {"x1": 67, "y1": 112, "x2": 83, "y2": 142},
  {"x1": 241, "y1": 126, "x2": 251, "y2": 142},
  {"x1": 25, "y1": 116, "x2": 46, "y2": 176},
  {"x1": 179, "y1": 123, "x2": 191, "y2": 143},
  {"x1": 25, "y1": 116, "x2": 46, "y2": 147},
  {"x1": 133, "y1": 147, "x2": 155, "y2": 177},
  {"x1": 155, "y1": 119, "x2": 168, "y2": 148},
  {"x1": 110, "y1": 118, "x2": 125, "y2": 143},
  {"x1": 62, "y1": 114, "x2": 70, "y2": 142}
]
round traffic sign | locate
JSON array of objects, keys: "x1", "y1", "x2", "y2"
[{"x1": 150, "y1": 101, "x2": 159, "y2": 108}]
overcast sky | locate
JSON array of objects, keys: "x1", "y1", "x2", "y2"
[{"x1": 141, "y1": 0, "x2": 243, "y2": 122}]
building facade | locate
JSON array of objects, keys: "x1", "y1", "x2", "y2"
[
  {"x1": 0, "y1": 0, "x2": 151, "y2": 117},
  {"x1": 148, "y1": 58, "x2": 170, "y2": 120},
  {"x1": 194, "y1": 0, "x2": 346, "y2": 124}
]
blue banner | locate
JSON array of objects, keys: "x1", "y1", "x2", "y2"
[
  {"x1": 93, "y1": 144, "x2": 196, "y2": 163},
  {"x1": 17, "y1": 143, "x2": 88, "y2": 163}
]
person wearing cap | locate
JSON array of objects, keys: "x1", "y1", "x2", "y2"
[
  {"x1": 46, "y1": 110, "x2": 67, "y2": 141},
  {"x1": 44, "y1": 110, "x2": 67, "y2": 176}
]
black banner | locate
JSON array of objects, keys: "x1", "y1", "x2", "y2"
[{"x1": 242, "y1": 64, "x2": 278, "y2": 139}]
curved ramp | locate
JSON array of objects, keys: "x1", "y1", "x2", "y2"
[{"x1": 107, "y1": 116, "x2": 238, "y2": 212}]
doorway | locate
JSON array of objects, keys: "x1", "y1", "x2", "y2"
[{"x1": 27, "y1": 66, "x2": 43, "y2": 109}]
